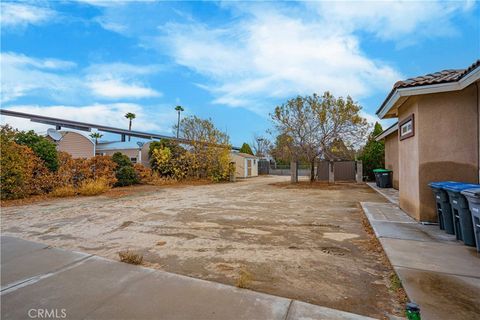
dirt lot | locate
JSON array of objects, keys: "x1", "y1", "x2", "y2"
[{"x1": 1, "y1": 176, "x2": 404, "y2": 318}]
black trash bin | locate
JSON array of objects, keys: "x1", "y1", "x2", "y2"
[
  {"x1": 373, "y1": 169, "x2": 392, "y2": 188},
  {"x1": 428, "y1": 181, "x2": 458, "y2": 234},
  {"x1": 461, "y1": 188, "x2": 480, "y2": 252},
  {"x1": 444, "y1": 183, "x2": 480, "y2": 246}
]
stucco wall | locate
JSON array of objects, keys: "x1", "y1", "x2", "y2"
[
  {"x1": 417, "y1": 83, "x2": 479, "y2": 221},
  {"x1": 230, "y1": 154, "x2": 258, "y2": 178},
  {"x1": 384, "y1": 131, "x2": 399, "y2": 189},
  {"x1": 396, "y1": 83, "x2": 479, "y2": 222},
  {"x1": 57, "y1": 132, "x2": 94, "y2": 159},
  {"x1": 397, "y1": 98, "x2": 421, "y2": 220}
]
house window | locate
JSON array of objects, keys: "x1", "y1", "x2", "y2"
[
  {"x1": 130, "y1": 157, "x2": 137, "y2": 164},
  {"x1": 399, "y1": 114, "x2": 414, "y2": 140},
  {"x1": 253, "y1": 159, "x2": 256, "y2": 165}
]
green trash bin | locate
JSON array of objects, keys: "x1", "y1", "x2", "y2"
[{"x1": 373, "y1": 169, "x2": 392, "y2": 188}]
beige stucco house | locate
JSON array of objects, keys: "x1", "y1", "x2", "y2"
[
  {"x1": 46, "y1": 130, "x2": 95, "y2": 158},
  {"x1": 96, "y1": 141, "x2": 152, "y2": 166},
  {"x1": 376, "y1": 60, "x2": 480, "y2": 222},
  {"x1": 47, "y1": 129, "x2": 153, "y2": 166},
  {"x1": 231, "y1": 152, "x2": 259, "y2": 178}
]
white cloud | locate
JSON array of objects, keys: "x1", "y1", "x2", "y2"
[
  {"x1": 0, "y1": 2, "x2": 56, "y2": 28},
  {"x1": 1, "y1": 52, "x2": 81, "y2": 103},
  {"x1": 1, "y1": 53, "x2": 163, "y2": 102},
  {"x1": 85, "y1": 62, "x2": 163, "y2": 99},
  {"x1": 159, "y1": 11, "x2": 402, "y2": 114},
  {"x1": 88, "y1": 79, "x2": 161, "y2": 99},
  {"x1": 151, "y1": 1, "x2": 476, "y2": 113},
  {"x1": 1, "y1": 103, "x2": 175, "y2": 134},
  {"x1": 311, "y1": 0, "x2": 473, "y2": 41}
]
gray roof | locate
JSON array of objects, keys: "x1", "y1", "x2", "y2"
[{"x1": 96, "y1": 141, "x2": 146, "y2": 151}]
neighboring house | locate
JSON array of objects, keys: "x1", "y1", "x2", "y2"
[
  {"x1": 46, "y1": 129, "x2": 153, "y2": 166},
  {"x1": 375, "y1": 123, "x2": 399, "y2": 189},
  {"x1": 231, "y1": 152, "x2": 259, "y2": 178},
  {"x1": 375, "y1": 60, "x2": 480, "y2": 222},
  {"x1": 46, "y1": 130, "x2": 95, "y2": 159},
  {"x1": 96, "y1": 141, "x2": 152, "y2": 166}
]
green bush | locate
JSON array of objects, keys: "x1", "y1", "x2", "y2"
[
  {"x1": 14, "y1": 130, "x2": 59, "y2": 171},
  {"x1": 115, "y1": 166, "x2": 139, "y2": 187},
  {"x1": 111, "y1": 152, "x2": 132, "y2": 168},
  {"x1": 358, "y1": 122, "x2": 385, "y2": 181}
]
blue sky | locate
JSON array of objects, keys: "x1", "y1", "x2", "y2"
[{"x1": 1, "y1": 0, "x2": 479, "y2": 147}]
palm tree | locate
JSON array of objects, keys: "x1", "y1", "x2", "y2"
[
  {"x1": 90, "y1": 132, "x2": 103, "y2": 145},
  {"x1": 125, "y1": 112, "x2": 136, "y2": 141},
  {"x1": 175, "y1": 105, "x2": 184, "y2": 138}
]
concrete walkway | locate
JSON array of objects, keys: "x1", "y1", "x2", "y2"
[
  {"x1": 1, "y1": 236, "x2": 374, "y2": 320},
  {"x1": 363, "y1": 185, "x2": 480, "y2": 320}
]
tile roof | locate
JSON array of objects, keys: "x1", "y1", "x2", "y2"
[
  {"x1": 377, "y1": 59, "x2": 480, "y2": 115},
  {"x1": 393, "y1": 59, "x2": 479, "y2": 89}
]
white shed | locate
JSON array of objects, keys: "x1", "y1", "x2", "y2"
[{"x1": 230, "y1": 152, "x2": 259, "y2": 178}]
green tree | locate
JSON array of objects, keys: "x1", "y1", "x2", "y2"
[
  {"x1": 271, "y1": 92, "x2": 369, "y2": 182},
  {"x1": 239, "y1": 143, "x2": 254, "y2": 155},
  {"x1": 14, "y1": 130, "x2": 59, "y2": 172},
  {"x1": 358, "y1": 122, "x2": 385, "y2": 181},
  {"x1": 115, "y1": 166, "x2": 139, "y2": 187},
  {"x1": 111, "y1": 152, "x2": 132, "y2": 168},
  {"x1": 111, "y1": 152, "x2": 138, "y2": 186},
  {"x1": 124, "y1": 112, "x2": 136, "y2": 141}
]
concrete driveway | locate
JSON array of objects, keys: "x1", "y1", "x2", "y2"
[{"x1": 1, "y1": 236, "x2": 375, "y2": 320}]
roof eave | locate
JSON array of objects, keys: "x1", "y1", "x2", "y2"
[
  {"x1": 376, "y1": 65, "x2": 480, "y2": 119},
  {"x1": 375, "y1": 123, "x2": 398, "y2": 141}
]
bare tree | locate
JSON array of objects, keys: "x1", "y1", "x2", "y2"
[
  {"x1": 251, "y1": 134, "x2": 272, "y2": 157},
  {"x1": 271, "y1": 92, "x2": 369, "y2": 182}
]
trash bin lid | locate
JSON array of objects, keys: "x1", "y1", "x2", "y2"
[
  {"x1": 443, "y1": 183, "x2": 480, "y2": 192},
  {"x1": 461, "y1": 188, "x2": 480, "y2": 198},
  {"x1": 428, "y1": 181, "x2": 458, "y2": 188},
  {"x1": 373, "y1": 169, "x2": 392, "y2": 173}
]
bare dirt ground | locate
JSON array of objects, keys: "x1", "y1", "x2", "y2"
[{"x1": 1, "y1": 176, "x2": 405, "y2": 318}]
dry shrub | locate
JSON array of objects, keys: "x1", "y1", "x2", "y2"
[
  {"x1": 77, "y1": 178, "x2": 110, "y2": 196},
  {"x1": 88, "y1": 155, "x2": 117, "y2": 185},
  {"x1": 133, "y1": 163, "x2": 152, "y2": 183},
  {"x1": 146, "y1": 173, "x2": 178, "y2": 186},
  {"x1": 236, "y1": 268, "x2": 253, "y2": 288},
  {"x1": 55, "y1": 153, "x2": 117, "y2": 188},
  {"x1": 0, "y1": 127, "x2": 55, "y2": 199},
  {"x1": 50, "y1": 185, "x2": 76, "y2": 198},
  {"x1": 118, "y1": 250, "x2": 143, "y2": 265},
  {"x1": 134, "y1": 166, "x2": 178, "y2": 186}
]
